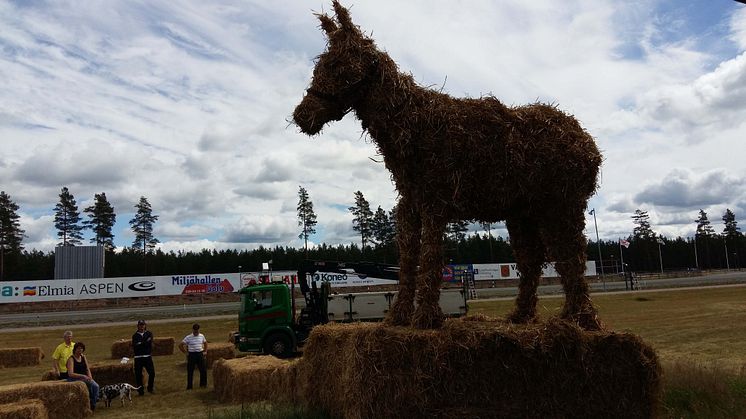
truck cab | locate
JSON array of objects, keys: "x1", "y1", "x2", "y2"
[{"x1": 235, "y1": 283, "x2": 297, "y2": 357}]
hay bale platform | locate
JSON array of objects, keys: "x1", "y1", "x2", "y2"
[
  {"x1": 0, "y1": 381, "x2": 90, "y2": 419},
  {"x1": 293, "y1": 318, "x2": 660, "y2": 419},
  {"x1": 110, "y1": 337, "x2": 174, "y2": 358},
  {"x1": 212, "y1": 318, "x2": 660, "y2": 418},
  {"x1": 0, "y1": 347, "x2": 44, "y2": 368},
  {"x1": 213, "y1": 356, "x2": 297, "y2": 404}
]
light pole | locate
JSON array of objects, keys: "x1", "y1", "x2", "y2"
[
  {"x1": 693, "y1": 235, "x2": 699, "y2": 270},
  {"x1": 238, "y1": 265, "x2": 242, "y2": 286},
  {"x1": 724, "y1": 239, "x2": 730, "y2": 271},
  {"x1": 589, "y1": 208, "x2": 605, "y2": 291}
]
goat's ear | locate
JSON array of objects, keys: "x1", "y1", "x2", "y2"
[
  {"x1": 317, "y1": 13, "x2": 337, "y2": 36},
  {"x1": 332, "y1": 0, "x2": 354, "y2": 31}
]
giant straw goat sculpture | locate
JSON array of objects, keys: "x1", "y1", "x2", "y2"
[{"x1": 293, "y1": 1, "x2": 603, "y2": 330}]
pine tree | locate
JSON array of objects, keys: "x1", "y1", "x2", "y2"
[
  {"x1": 129, "y1": 197, "x2": 159, "y2": 253},
  {"x1": 371, "y1": 206, "x2": 395, "y2": 247},
  {"x1": 445, "y1": 220, "x2": 470, "y2": 262},
  {"x1": 0, "y1": 191, "x2": 26, "y2": 280},
  {"x1": 348, "y1": 191, "x2": 373, "y2": 250},
  {"x1": 83, "y1": 192, "x2": 116, "y2": 251},
  {"x1": 54, "y1": 187, "x2": 84, "y2": 246},
  {"x1": 695, "y1": 209, "x2": 716, "y2": 238},
  {"x1": 722, "y1": 209, "x2": 741, "y2": 239},
  {"x1": 446, "y1": 220, "x2": 470, "y2": 243},
  {"x1": 297, "y1": 186, "x2": 318, "y2": 257},
  {"x1": 631, "y1": 209, "x2": 655, "y2": 240}
]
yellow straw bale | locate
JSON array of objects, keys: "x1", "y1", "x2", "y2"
[
  {"x1": 89, "y1": 362, "x2": 135, "y2": 386},
  {"x1": 206, "y1": 343, "x2": 236, "y2": 368},
  {"x1": 0, "y1": 398, "x2": 48, "y2": 419},
  {"x1": 213, "y1": 356, "x2": 297, "y2": 404},
  {"x1": 110, "y1": 337, "x2": 174, "y2": 358},
  {"x1": 42, "y1": 361, "x2": 135, "y2": 386},
  {"x1": 0, "y1": 381, "x2": 90, "y2": 419},
  {"x1": 0, "y1": 347, "x2": 44, "y2": 368}
]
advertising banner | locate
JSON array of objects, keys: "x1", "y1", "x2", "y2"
[
  {"x1": 0, "y1": 273, "x2": 240, "y2": 304},
  {"x1": 454, "y1": 261, "x2": 597, "y2": 281}
]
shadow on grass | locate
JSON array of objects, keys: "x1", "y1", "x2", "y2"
[{"x1": 207, "y1": 402, "x2": 330, "y2": 419}]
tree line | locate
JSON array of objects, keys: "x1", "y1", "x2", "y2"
[
  {"x1": 0, "y1": 188, "x2": 159, "y2": 280},
  {"x1": 1, "y1": 186, "x2": 743, "y2": 280}
]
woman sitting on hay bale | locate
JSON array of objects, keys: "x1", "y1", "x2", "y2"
[{"x1": 65, "y1": 342, "x2": 99, "y2": 411}]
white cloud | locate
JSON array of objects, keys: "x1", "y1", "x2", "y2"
[{"x1": 2, "y1": 0, "x2": 746, "y2": 255}]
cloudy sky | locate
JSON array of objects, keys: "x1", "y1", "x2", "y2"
[{"x1": 1, "y1": 0, "x2": 745, "y2": 253}]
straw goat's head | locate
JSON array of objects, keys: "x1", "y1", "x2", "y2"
[{"x1": 293, "y1": 1, "x2": 379, "y2": 135}]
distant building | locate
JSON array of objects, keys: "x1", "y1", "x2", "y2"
[{"x1": 54, "y1": 246, "x2": 105, "y2": 279}]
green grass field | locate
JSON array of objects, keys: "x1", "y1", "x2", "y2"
[{"x1": 2, "y1": 285, "x2": 746, "y2": 418}]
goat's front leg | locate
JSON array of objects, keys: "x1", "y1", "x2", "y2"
[
  {"x1": 385, "y1": 197, "x2": 420, "y2": 326},
  {"x1": 412, "y1": 214, "x2": 446, "y2": 329}
]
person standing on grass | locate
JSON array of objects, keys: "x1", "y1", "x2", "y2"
[
  {"x1": 66, "y1": 342, "x2": 99, "y2": 412},
  {"x1": 132, "y1": 319, "x2": 155, "y2": 395},
  {"x1": 52, "y1": 330, "x2": 74, "y2": 379},
  {"x1": 179, "y1": 323, "x2": 208, "y2": 389}
]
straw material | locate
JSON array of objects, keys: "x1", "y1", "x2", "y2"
[
  {"x1": 293, "y1": 1, "x2": 603, "y2": 330},
  {"x1": 0, "y1": 399, "x2": 48, "y2": 419},
  {"x1": 42, "y1": 362, "x2": 134, "y2": 386},
  {"x1": 110, "y1": 337, "x2": 174, "y2": 358},
  {"x1": 89, "y1": 362, "x2": 135, "y2": 387},
  {"x1": 296, "y1": 320, "x2": 661, "y2": 419},
  {"x1": 0, "y1": 381, "x2": 90, "y2": 419},
  {"x1": 206, "y1": 343, "x2": 236, "y2": 368},
  {"x1": 0, "y1": 348, "x2": 44, "y2": 368},
  {"x1": 213, "y1": 357, "x2": 298, "y2": 404}
]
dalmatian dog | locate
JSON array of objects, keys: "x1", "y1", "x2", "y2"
[{"x1": 98, "y1": 383, "x2": 141, "y2": 407}]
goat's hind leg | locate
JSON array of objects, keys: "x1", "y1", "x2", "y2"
[
  {"x1": 505, "y1": 217, "x2": 545, "y2": 324},
  {"x1": 546, "y1": 210, "x2": 603, "y2": 330}
]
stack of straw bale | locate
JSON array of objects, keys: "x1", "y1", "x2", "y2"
[
  {"x1": 0, "y1": 381, "x2": 90, "y2": 419},
  {"x1": 110, "y1": 337, "x2": 174, "y2": 358},
  {"x1": 206, "y1": 343, "x2": 236, "y2": 368},
  {"x1": 0, "y1": 398, "x2": 48, "y2": 419},
  {"x1": 213, "y1": 357, "x2": 297, "y2": 404},
  {"x1": 296, "y1": 318, "x2": 661, "y2": 419},
  {"x1": 0, "y1": 348, "x2": 44, "y2": 368}
]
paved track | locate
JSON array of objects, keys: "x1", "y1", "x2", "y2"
[{"x1": 3, "y1": 271, "x2": 745, "y2": 331}]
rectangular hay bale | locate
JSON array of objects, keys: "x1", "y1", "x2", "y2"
[
  {"x1": 0, "y1": 381, "x2": 90, "y2": 419},
  {"x1": 89, "y1": 362, "x2": 136, "y2": 387},
  {"x1": 0, "y1": 347, "x2": 44, "y2": 368},
  {"x1": 110, "y1": 337, "x2": 174, "y2": 358},
  {"x1": 0, "y1": 398, "x2": 48, "y2": 419},
  {"x1": 213, "y1": 356, "x2": 297, "y2": 404},
  {"x1": 42, "y1": 362, "x2": 135, "y2": 386},
  {"x1": 297, "y1": 319, "x2": 662, "y2": 419},
  {"x1": 206, "y1": 343, "x2": 236, "y2": 368}
]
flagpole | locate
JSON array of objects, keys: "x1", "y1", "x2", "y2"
[
  {"x1": 589, "y1": 208, "x2": 605, "y2": 291},
  {"x1": 658, "y1": 240, "x2": 663, "y2": 274}
]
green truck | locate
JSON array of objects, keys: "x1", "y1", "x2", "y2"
[{"x1": 233, "y1": 260, "x2": 467, "y2": 358}]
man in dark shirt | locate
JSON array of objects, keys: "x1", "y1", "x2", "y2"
[{"x1": 132, "y1": 319, "x2": 156, "y2": 395}]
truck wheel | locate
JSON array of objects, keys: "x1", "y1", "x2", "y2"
[{"x1": 264, "y1": 333, "x2": 293, "y2": 358}]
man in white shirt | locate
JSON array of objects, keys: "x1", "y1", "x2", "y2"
[{"x1": 179, "y1": 323, "x2": 208, "y2": 389}]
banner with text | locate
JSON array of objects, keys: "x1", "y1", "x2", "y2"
[{"x1": 0, "y1": 273, "x2": 240, "y2": 304}]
